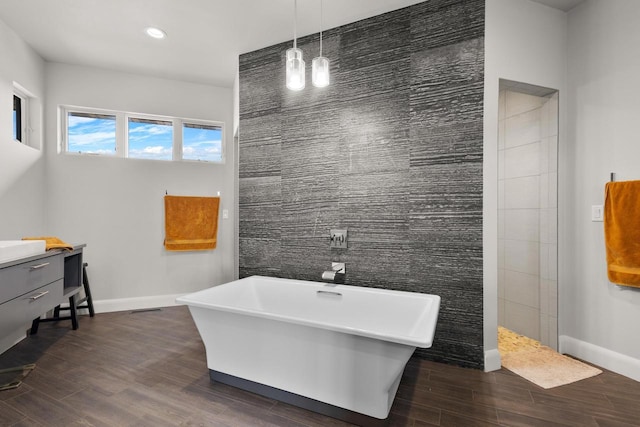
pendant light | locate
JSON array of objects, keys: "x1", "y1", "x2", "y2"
[
  {"x1": 286, "y1": 0, "x2": 305, "y2": 91},
  {"x1": 312, "y1": 0, "x2": 330, "y2": 88}
]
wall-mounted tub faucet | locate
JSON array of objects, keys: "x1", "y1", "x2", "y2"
[{"x1": 322, "y1": 262, "x2": 345, "y2": 284}]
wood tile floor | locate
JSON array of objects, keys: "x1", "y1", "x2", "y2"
[{"x1": 0, "y1": 306, "x2": 639, "y2": 426}]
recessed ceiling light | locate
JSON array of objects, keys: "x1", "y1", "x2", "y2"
[{"x1": 145, "y1": 27, "x2": 166, "y2": 39}]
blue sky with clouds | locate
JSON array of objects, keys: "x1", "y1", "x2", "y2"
[
  {"x1": 128, "y1": 120, "x2": 173, "y2": 160},
  {"x1": 67, "y1": 113, "x2": 222, "y2": 161},
  {"x1": 68, "y1": 114, "x2": 117, "y2": 155}
]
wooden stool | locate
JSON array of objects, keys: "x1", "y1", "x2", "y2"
[{"x1": 31, "y1": 263, "x2": 95, "y2": 334}]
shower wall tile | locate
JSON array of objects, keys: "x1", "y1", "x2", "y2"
[
  {"x1": 542, "y1": 93, "x2": 559, "y2": 138},
  {"x1": 505, "y1": 91, "x2": 546, "y2": 117},
  {"x1": 504, "y1": 240, "x2": 539, "y2": 275},
  {"x1": 549, "y1": 244, "x2": 558, "y2": 281},
  {"x1": 504, "y1": 109, "x2": 541, "y2": 148},
  {"x1": 505, "y1": 300, "x2": 540, "y2": 340},
  {"x1": 540, "y1": 315, "x2": 549, "y2": 344},
  {"x1": 548, "y1": 135, "x2": 558, "y2": 172},
  {"x1": 549, "y1": 279, "x2": 558, "y2": 317},
  {"x1": 504, "y1": 175, "x2": 540, "y2": 209},
  {"x1": 540, "y1": 137, "x2": 549, "y2": 174},
  {"x1": 549, "y1": 172, "x2": 558, "y2": 208},
  {"x1": 504, "y1": 270, "x2": 539, "y2": 309},
  {"x1": 549, "y1": 316, "x2": 558, "y2": 349},
  {"x1": 540, "y1": 208, "x2": 550, "y2": 243},
  {"x1": 549, "y1": 208, "x2": 558, "y2": 243},
  {"x1": 498, "y1": 119, "x2": 506, "y2": 149},
  {"x1": 504, "y1": 142, "x2": 541, "y2": 178},
  {"x1": 540, "y1": 242, "x2": 550, "y2": 280},
  {"x1": 504, "y1": 209, "x2": 539, "y2": 242},
  {"x1": 239, "y1": 0, "x2": 485, "y2": 369},
  {"x1": 540, "y1": 173, "x2": 549, "y2": 209}
]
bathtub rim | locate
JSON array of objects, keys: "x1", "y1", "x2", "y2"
[{"x1": 176, "y1": 275, "x2": 440, "y2": 348}]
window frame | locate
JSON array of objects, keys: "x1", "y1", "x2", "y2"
[
  {"x1": 13, "y1": 90, "x2": 28, "y2": 145},
  {"x1": 180, "y1": 119, "x2": 225, "y2": 163},
  {"x1": 60, "y1": 105, "x2": 225, "y2": 163},
  {"x1": 64, "y1": 107, "x2": 119, "y2": 156}
]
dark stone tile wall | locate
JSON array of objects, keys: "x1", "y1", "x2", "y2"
[{"x1": 239, "y1": 0, "x2": 485, "y2": 369}]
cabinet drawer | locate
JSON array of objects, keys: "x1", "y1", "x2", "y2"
[
  {"x1": 0, "y1": 253, "x2": 64, "y2": 304},
  {"x1": 0, "y1": 279, "x2": 63, "y2": 338}
]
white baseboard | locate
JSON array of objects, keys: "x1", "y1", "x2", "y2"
[
  {"x1": 560, "y1": 335, "x2": 640, "y2": 382},
  {"x1": 484, "y1": 348, "x2": 502, "y2": 372},
  {"x1": 91, "y1": 293, "x2": 185, "y2": 314}
]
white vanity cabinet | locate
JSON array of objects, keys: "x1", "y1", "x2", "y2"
[{"x1": 0, "y1": 252, "x2": 64, "y2": 341}]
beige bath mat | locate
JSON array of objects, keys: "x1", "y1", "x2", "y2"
[{"x1": 498, "y1": 327, "x2": 602, "y2": 389}]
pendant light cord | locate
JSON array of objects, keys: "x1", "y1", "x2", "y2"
[
  {"x1": 319, "y1": 0, "x2": 323, "y2": 56},
  {"x1": 293, "y1": 0, "x2": 298, "y2": 49}
]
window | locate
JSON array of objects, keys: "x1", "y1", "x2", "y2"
[
  {"x1": 12, "y1": 83, "x2": 41, "y2": 150},
  {"x1": 128, "y1": 117, "x2": 173, "y2": 161},
  {"x1": 61, "y1": 106, "x2": 224, "y2": 163},
  {"x1": 183, "y1": 122, "x2": 223, "y2": 162},
  {"x1": 13, "y1": 95, "x2": 22, "y2": 142},
  {"x1": 67, "y1": 112, "x2": 117, "y2": 155}
]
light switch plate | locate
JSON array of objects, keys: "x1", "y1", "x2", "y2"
[{"x1": 591, "y1": 205, "x2": 603, "y2": 222}]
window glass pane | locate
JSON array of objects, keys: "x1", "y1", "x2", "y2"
[
  {"x1": 128, "y1": 117, "x2": 173, "y2": 161},
  {"x1": 13, "y1": 95, "x2": 22, "y2": 142},
  {"x1": 68, "y1": 112, "x2": 116, "y2": 155},
  {"x1": 183, "y1": 123, "x2": 223, "y2": 162}
]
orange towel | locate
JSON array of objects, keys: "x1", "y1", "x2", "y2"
[
  {"x1": 22, "y1": 236, "x2": 73, "y2": 251},
  {"x1": 604, "y1": 180, "x2": 640, "y2": 288},
  {"x1": 164, "y1": 195, "x2": 220, "y2": 251}
]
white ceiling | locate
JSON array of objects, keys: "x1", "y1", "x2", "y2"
[{"x1": 0, "y1": 0, "x2": 583, "y2": 88}]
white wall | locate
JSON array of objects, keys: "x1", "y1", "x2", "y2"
[
  {"x1": 44, "y1": 63, "x2": 236, "y2": 308},
  {"x1": 484, "y1": 0, "x2": 567, "y2": 370},
  {"x1": 561, "y1": 0, "x2": 640, "y2": 380},
  {"x1": 0, "y1": 18, "x2": 45, "y2": 238}
]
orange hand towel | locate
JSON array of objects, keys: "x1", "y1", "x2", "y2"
[
  {"x1": 604, "y1": 180, "x2": 640, "y2": 288},
  {"x1": 22, "y1": 236, "x2": 73, "y2": 251},
  {"x1": 164, "y1": 195, "x2": 220, "y2": 251}
]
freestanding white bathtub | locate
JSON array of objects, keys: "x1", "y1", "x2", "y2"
[{"x1": 177, "y1": 275, "x2": 440, "y2": 424}]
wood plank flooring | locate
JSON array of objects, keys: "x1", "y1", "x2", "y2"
[{"x1": 0, "y1": 306, "x2": 638, "y2": 426}]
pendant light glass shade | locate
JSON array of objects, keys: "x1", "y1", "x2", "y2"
[
  {"x1": 286, "y1": 0, "x2": 305, "y2": 91},
  {"x1": 312, "y1": 0, "x2": 329, "y2": 88},
  {"x1": 312, "y1": 56, "x2": 330, "y2": 87},
  {"x1": 286, "y1": 47, "x2": 305, "y2": 91}
]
